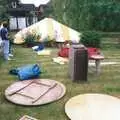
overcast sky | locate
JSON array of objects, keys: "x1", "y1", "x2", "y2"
[{"x1": 20, "y1": 0, "x2": 50, "y2": 7}]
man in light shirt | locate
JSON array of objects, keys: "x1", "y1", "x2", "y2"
[
  {"x1": 0, "y1": 22, "x2": 12, "y2": 60},
  {"x1": 0, "y1": 21, "x2": 3, "y2": 46}
]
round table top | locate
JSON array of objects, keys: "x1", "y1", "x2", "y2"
[
  {"x1": 5, "y1": 79, "x2": 66, "y2": 106},
  {"x1": 65, "y1": 93, "x2": 120, "y2": 120},
  {"x1": 90, "y1": 55, "x2": 104, "y2": 60}
]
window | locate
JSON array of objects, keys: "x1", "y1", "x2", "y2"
[{"x1": 11, "y1": 2, "x2": 17, "y2": 8}]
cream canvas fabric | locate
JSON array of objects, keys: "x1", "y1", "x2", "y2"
[{"x1": 14, "y1": 18, "x2": 81, "y2": 44}]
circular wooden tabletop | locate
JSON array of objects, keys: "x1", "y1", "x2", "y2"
[
  {"x1": 5, "y1": 79, "x2": 66, "y2": 106},
  {"x1": 90, "y1": 55, "x2": 104, "y2": 60},
  {"x1": 65, "y1": 93, "x2": 120, "y2": 120}
]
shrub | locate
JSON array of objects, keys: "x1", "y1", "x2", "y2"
[
  {"x1": 80, "y1": 31, "x2": 102, "y2": 48},
  {"x1": 24, "y1": 34, "x2": 36, "y2": 45}
]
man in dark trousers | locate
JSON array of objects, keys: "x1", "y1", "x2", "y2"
[{"x1": 0, "y1": 22, "x2": 11, "y2": 60}]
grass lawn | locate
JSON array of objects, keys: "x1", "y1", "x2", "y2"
[{"x1": 0, "y1": 43, "x2": 120, "y2": 120}]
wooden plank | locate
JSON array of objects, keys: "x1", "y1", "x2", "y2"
[
  {"x1": 16, "y1": 93, "x2": 34, "y2": 99},
  {"x1": 34, "y1": 81, "x2": 51, "y2": 87},
  {"x1": 32, "y1": 83, "x2": 57, "y2": 103},
  {"x1": 8, "y1": 81, "x2": 34, "y2": 96}
]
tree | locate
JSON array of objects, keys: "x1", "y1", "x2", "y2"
[
  {"x1": 51, "y1": 0, "x2": 120, "y2": 32},
  {"x1": 0, "y1": 0, "x2": 8, "y2": 21},
  {"x1": 0, "y1": 0, "x2": 20, "y2": 21}
]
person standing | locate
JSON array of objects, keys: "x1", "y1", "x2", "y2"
[
  {"x1": 0, "y1": 22, "x2": 11, "y2": 60},
  {"x1": 0, "y1": 21, "x2": 3, "y2": 46}
]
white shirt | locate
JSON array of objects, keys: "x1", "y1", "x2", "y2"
[{"x1": 0, "y1": 24, "x2": 3, "y2": 46}]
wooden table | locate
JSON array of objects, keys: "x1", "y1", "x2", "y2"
[
  {"x1": 5, "y1": 79, "x2": 66, "y2": 106},
  {"x1": 90, "y1": 54, "x2": 104, "y2": 75},
  {"x1": 65, "y1": 93, "x2": 120, "y2": 120}
]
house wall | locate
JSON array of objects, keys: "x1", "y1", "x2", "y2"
[
  {"x1": 9, "y1": 16, "x2": 38, "y2": 30},
  {"x1": 9, "y1": 17, "x2": 17, "y2": 30}
]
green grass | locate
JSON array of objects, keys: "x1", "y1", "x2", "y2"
[{"x1": 0, "y1": 44, "x2": 120, "y2": 120}]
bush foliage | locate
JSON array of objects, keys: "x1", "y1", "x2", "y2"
[
  {"x1": 24, "y1": 34, "x2": 36, "y2": 44},
  {"x1": 80, "y1": 31, "x2": 102, "y2": 48}
]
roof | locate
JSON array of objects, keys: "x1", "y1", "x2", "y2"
[
  {"x1": 19, "y1": 4, "x2": 35, "y2": 10},
  {"x1": 8, "y1": 3, "x2": 36, "y2": 16},
  {"x1": 20, "y1": 0, "x2": 50, "y2": 7}
]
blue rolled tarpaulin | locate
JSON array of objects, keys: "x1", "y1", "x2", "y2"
[{"x1": 9, "y1": 64, "x2": 41, "y2": 80}]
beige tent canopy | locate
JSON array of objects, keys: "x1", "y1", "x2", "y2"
[{"x1": 14, "y1": 18, "x2": 81, "y2": 44}]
